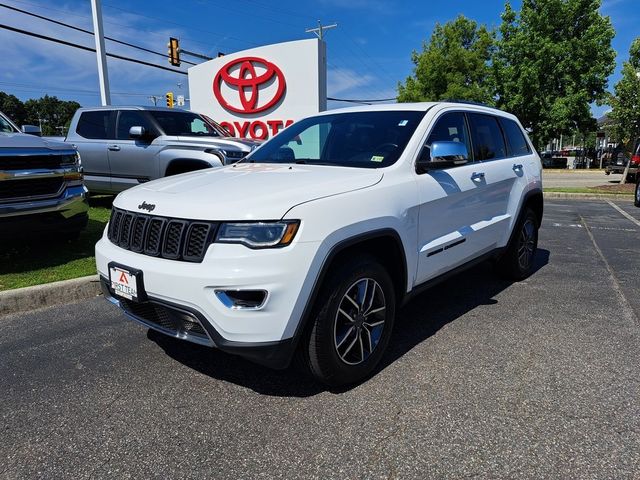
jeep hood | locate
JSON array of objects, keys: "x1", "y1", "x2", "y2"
[{"x1": 114, "y1": 163, "x2": 383, "y2": 221}]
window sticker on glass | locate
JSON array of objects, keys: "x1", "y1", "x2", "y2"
[
  {"x1": 398, "y1": 120, "x2": 409, "y2": 127},
  {"x1": 371, "y1": 155, "x2": 385, "y2": 162}
]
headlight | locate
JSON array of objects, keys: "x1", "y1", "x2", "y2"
[
  {"x1": 216, "y1": 221, "x2": 300, "y2": 248},
  {"x1": 60, "y1": 152, "x2": 81, "y2": 166}
]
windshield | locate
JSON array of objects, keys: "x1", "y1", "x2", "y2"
[
  {"x1": 0, "y1": 113, "x2": 18, "y2": 133},
  {"x1": 149, "y1": 110, "x2": 223, "y2": 137},
  {"x1": 245, "y1": 110, "x2": 426, "y2": 168},
  {"x1": 201, "y1": 114, "x2": 232, "y2": 137}
]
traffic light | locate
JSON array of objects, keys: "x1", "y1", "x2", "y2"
[
  {"x1": 167, "y1": 37, "x2": 180, "y2": 67},
  {"x1": 166, "y1": 92, "x2": 174, "y2": 108}
]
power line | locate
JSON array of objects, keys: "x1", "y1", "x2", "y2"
[
  {"x1": 3, "y1": 0, "x2": 247, "y2": 56},
  {"x1": 0, "y1": 2, "x2": 198, "y2": 66},
  {"x1": 102, "y1": 2, "x2": 262, "y2": 48},
  {"x1": 0, "y1": 23, "x2": 188, "y2": 75}
]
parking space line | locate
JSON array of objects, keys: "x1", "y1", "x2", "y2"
[
  {"x1": 606, "y1": 200, "x2": 640, "y2": 227},
  {"x1": 580, "y1": 215, "x2": 639, "y2": 328}
]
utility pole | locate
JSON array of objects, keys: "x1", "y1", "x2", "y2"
[
  {"x1": 305, "y1": 20, "x2": 338, "y2": 40},
  {"x1": 91, "y1": 0, "x2": 111, "y2": 105}
]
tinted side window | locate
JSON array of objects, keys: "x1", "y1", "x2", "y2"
[
  {"x1": 116, "y1": 111, "x2": 155, "y2": 140},
  {"x1": 76, "y1": 111, "x2": 112, "y2": 139},
  {"x1": 426, "y1": 112, "x2": 471, "y2": 154},
  {"x1": 468, "y1": 113, "x2": 507, "y2": 161},
  {"x1": 499, "y1": 117, "x2": 531, "y2": 156}
]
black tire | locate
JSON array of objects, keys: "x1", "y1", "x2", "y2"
[
  {"x1": 496, "y1": 208, "x2": 539, "y2": 280},
  {"x1": 634, "y1": 179, "x2": 640, "y2": 207},
  {"x1": 299, "y1": 255, "x2": 396, "y2": 386}
]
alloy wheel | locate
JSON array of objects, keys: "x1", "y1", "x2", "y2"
[
  {"x1": 517, "y1": 218, "x2": 536, "y2": 271},
  {"x1": 333, "y1": 278, "x2": 386, "y2": 366}
]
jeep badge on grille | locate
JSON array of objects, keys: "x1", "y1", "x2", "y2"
[{"x1": 138, "y1": 201, "x2": 156, "y2": 212}]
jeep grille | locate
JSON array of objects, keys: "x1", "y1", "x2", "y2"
[{"x1": 108, "y1": 207, "x2": 218, "y2": 263}]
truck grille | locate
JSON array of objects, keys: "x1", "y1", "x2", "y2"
[
  {"x1": 108, "y1": 207, "x2": 218, "y2": 263},
  {"x1": 0, "y1": 177, "x2": 64, "y2": 200},
  {"x1": 0, "y1": 154, "x2": 75, "y2": 170}
]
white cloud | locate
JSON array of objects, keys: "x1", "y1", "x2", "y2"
[{"x1": 328, "y1": 67, "x2": 375, "y2": 96}]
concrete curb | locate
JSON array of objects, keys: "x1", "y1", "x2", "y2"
[
  {"x1": 0, "y1": 275, "x2": 102, "y2": 317},
  {"x1": 543, "y1": 191, "x2": 635, "y2": 201}
]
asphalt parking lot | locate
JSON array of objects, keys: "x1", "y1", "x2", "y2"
[{"x1": 1, "y1": 199, "x2": 639, "y2": 479}]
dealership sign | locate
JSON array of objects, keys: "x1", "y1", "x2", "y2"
[{"x1": 189, "y1": 39, "x2": 327, "y2": 139}]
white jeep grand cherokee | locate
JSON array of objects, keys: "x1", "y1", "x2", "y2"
[{"x1": 96, "y1": 102, "x2": 543, "y2": 386}]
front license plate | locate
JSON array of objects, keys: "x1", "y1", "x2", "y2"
[{"x1": 109, "y1": 265, "x2": 140, "y2": 301}]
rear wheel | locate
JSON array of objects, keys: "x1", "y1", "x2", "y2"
[
  {"x1": 634, "y1": 178, "x2": 640, "y2": 207},
  {"x1": 496, "y1": 208, "x2": 539, "y2": 280},
  {"x1": 300, "y1": 255, "x2": 395, "y2": 386}
]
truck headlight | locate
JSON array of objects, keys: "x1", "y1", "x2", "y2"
[{"x1": 216, "y1": 221, "x2": 300, "y2": 248}]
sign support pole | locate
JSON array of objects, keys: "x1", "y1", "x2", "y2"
[{"x1": 91, "y1": 0, "x2": 111, "y2": 106}]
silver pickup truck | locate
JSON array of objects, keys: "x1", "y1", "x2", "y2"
[
  {"x1": 66, "y1": 106, "x2": 262, "y2": 194},
  {"x1": 0, "y1": 111, "x2": 88, "y2": 240}
]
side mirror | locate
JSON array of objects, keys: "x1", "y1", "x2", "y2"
[
  {"x1": 22, "y1": 125, "x2": 41, "y2": 136},
  {"x1": 129, "y1": 126, "x2": 146, "y2": 139},
  {"x1": 416, "y1": 141, "x2": 469, "y2": 173}
]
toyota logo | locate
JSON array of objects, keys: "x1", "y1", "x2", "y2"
[{"x1": 213, "y1": 56, "x2": 286, "y2": 115}]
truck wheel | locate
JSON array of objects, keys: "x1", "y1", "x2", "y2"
[
  {"x1": 634, "y1": 179, "x2": 640, "y2": 207},
  {"x1": 300, "y1": 255, "x2": 395, "y2": 386},
  {"x1": 496, "y1": 208, "x2": 539, "y2": 280}
]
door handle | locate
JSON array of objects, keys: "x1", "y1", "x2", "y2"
[
  {"x1": 513, "y1": 163, "x2": 523, "y2": 171},
  {"x1": 108, "y1": 145, "x2": 120, "y2": 151},
  {"x1": 471, "y1": 172, "x2": 485, "y2": 181}
]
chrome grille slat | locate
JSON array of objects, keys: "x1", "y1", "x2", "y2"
[{"x1": 107, "y1": 207, "x2": 217, "y2": 263}]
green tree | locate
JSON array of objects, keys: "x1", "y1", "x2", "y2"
[
  {"x1": 493, "y1": 0, "x2": 616, "y2": 148},
  {"x1": 608, "y1": 38, "x2": 640, "y2": 148},
  {"x1": 24, "y1": 95, "x2": 81, "y2": 136},
  {"x1": 0, "y1": 92, "x2": 27, "y2": 126},
  {"x1": 397, "y1": 15, "x2": 494, "y2": 104}
]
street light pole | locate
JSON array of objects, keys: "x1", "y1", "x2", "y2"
[{"x1": 91, "y1": 0, "x2": 111, "y2": 105}]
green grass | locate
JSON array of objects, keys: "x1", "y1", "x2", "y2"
[{"x1": 0, "y1": 205, "x2": 111, "y2": 291}]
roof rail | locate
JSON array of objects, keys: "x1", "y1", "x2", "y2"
[{"x1": 441, "y1": 99, "x2": 491, "y2": 107}]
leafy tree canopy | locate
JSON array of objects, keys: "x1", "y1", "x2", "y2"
[
  {"x1": 608, "y1": 38, "x2": 640, "y2": 148},
  {"x1": 397, "y1": 15, "x2": 494, "y2": 104},
  {"x1": 493, "y1": 0, "x2": 616, "y2": 147},
  {"x1": 0, "y1": 92, "x2": 80, "y2": 136}
]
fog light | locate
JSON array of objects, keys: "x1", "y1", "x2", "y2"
[{"x1": 215, "y1": 289, "x2": 268, "y2": 310}]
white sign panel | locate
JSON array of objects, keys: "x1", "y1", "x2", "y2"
[{"x1": 188, "y1": 39, "x2": 327, "y2": 139}]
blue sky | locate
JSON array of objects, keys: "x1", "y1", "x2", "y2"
[{"x1": 0, "y1": 0, "x2": 635, "y2": 117}]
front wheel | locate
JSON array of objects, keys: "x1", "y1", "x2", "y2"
[
  {"x1": 634, "y1": 179, "x2": 640, "y2": 207},
  {"x1": 496, "y1": 208, "x2": 539, "y2": 280},
  {"x1": 300, "y1": 255, "x2": 395, "y2": 386}
]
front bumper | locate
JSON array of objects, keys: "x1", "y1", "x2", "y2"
[
  {"x1": 100, "y1": 278, "x2": 296, "y2": 368},
  {"x1": 0, "y1": 185, "x2": 89, "y2": 237},
  {"x1": 606, "y1": 165, "x2": 637, "y2": 175},
  {"x1": 95, "y1": 234, "x2": 320, "y2": 348}
]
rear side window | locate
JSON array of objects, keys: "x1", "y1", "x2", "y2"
[
  {"x1": 467, "y1": 113, "x2": 507, "y2": 161},
  {"x1": 76, "y1": 111, "x2": 112, "y2": 139},
  {"x1": 499, "y1": 117, "x2": 531, "y2": 156}
]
